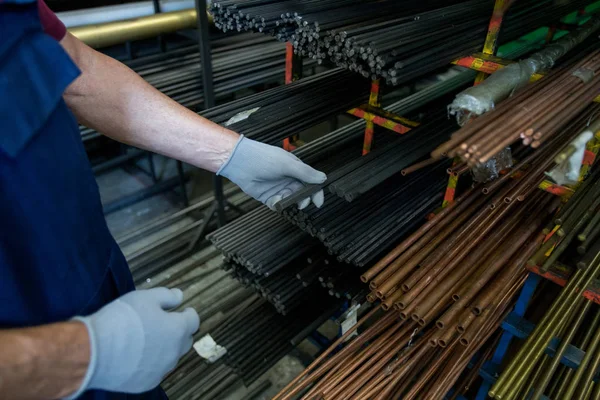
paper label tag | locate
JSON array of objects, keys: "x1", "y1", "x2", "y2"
[
  {"x1": 340, "y1": 304, "x2": 360, "y2": 341},
  {"x1": 193, "y1": 334, "x2": 227, "y2": 363},
  {"x1": 225, "y1": 107, "x2": 260, "y2": 126}
]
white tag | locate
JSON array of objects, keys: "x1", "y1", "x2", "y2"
[
  {"x1": 225, "y1": 107, "x2": 260, "y2": 126},
  {"x1": 193, "y1": 334, "x2": 227, "y2": 363},
  {"x1": 340, "y1": 304, "x2": 360, "y2": 341}
]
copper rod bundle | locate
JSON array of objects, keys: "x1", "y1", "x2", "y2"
[
  {"x1": 432, "y1": 47, "x2": 600, "y2": 166},
  {"x1": 274, "y1": 164, "x2": 562, "y2": 400}
]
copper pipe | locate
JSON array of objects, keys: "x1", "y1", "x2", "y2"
[
  {"x1": 360, "y1": 186, "x2": 477, "y2": 284},
  {"x1": 273, "y1": 306, "x2": 383, "y2": 400},
  {"x1": 365, "y1": 188, "x2": 480, "y2": 290},
  {"x1": 401, "y1": 157, "x2": 440, "y2": 176},
  {"x1": 317, "y1": 322, "x2": 413, "y2": 399},
  {"x1": 376, "y1": 197, "x2": 482, "y2": 298}
]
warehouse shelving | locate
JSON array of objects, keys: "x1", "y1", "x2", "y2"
[{"x1": 201, "y1": 0, "x2": 600, "y2": 396}]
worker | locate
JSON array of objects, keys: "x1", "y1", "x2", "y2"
[{"x1": 0, "y1": 1, "x2": 326, "y2": 399}]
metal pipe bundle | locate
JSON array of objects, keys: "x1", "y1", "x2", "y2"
[
  {"x1": 282, "y1": 165, "x2": 449, "y2": 267},
  {"x1": 275, "y1": 110, "x2": 459, "y2": 209},
  {"x1": 199, "y1": 67, "x2": 369, "y2": 145},
  {"x1": 224, "y1": 254, "x2": 353, "y2": 314},
  {"x1": 272, "y1": 276, "x2": 520, "y2": 400},
  {"x1": 433, "y1": 46, "x2": 600, "y2": 166},
  {"x1": 208, "y1": 296, "x2": 342, "y2": 385},
  {"x1": 211, "y1": 0, "x2": 594, "y2": 85},
  {"x1": 490, "y1": 242, "x2": 600, "y2": 399},
  {"x1": 211, "y1": 0, "x2": 491, "y2": 84}
]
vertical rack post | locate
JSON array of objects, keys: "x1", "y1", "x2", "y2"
[
  {"x1": 196, "y1": 0, "x2": 226, "y2": 226},
  {"x1": 283, "y1": 42, "x2": 303, "y2": 151},
  {"x1": 474, "y1": 274, "x2": 542, "y2": 400},
  {"x1": 443, "y1": 0, "x2": 510, "y2": 207},
  {"x1": 475, "y1": 0, "x2": 507, "y2": 85},
  {"x1": 362, "y1": 79, "x2": 381, "y2": 155}
]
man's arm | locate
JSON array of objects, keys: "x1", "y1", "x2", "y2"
[
  {"x1": 59, "y1": 32, "x2": 328, "y2": 209},
  {"x1": 60, "y1": 33, "x2": 239, "y2": 173},
  {"x1": 0, "y1": 322, "x2": 89, "y2": 400}
]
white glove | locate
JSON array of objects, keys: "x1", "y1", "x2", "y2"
[
  {"x1": 70, "y1": 288, "x2": 199, "y2": 397},
  {"x1": 217, "y1": 135, "x2": 327, "y2": 210}
]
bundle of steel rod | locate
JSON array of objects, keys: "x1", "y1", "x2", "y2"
[
  {"x1": 274, "y1": 110, "x2": 459, "y2": 210},
  {"x1": 224, "y1": 254, "x2": 354, "y2": 314},
  {"x1": 432, "y1": 46, "x2": 600, "y2": 166},
  {"x1": 208, "y1": 295, "x2": 342, "y2": 385},
  {"x1": 489, "y1": 245, "x2": 600, "y2": 399},
  {"x1": 211, "y1": 0, "x2": 593, "y2": 84},
  {"x1": 529, "y1": 165, "x2": 600, "y2": 273},
  {"x1": 211, "y1": 0, "x2": 491, "y2": 84},
  {"x1": 199, "y1": 67, "x2": 369, "y2": 145},
  {"x1": 281, "y1": 165, "x2": 449, "y2": 267},
  {"x1": 272, "y1": 270, "x2": 523, "y2": 400}
]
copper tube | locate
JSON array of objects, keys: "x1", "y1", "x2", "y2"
[
  {"x1": 457, "y1": 308, "x2": 477, "y2": 334},
  {"x1": 345, "y1": 328, "x2": 432, "y2": 400},
  {"x1": 402, "y1": 344, "x2": 458, "y2": 400},
  {"x1": 406, "y1": 192, "x2": 537, "y2": 318},
  {"x1": 273, "y1": 306, "x2": 384, "y2": 400},
  {"x1": 360, "y1": 187, "x2": 478, "y2": 284},
  {"x1": 368, "y1": 190, "x2": 483, "y2": 293},
  {"x1": 472, "y1": 233, "x2": 545, "y2": 314},
  {"x1": 381, "y1": 288, "x2": 403, "y2": 310},
  {"x1": 372, "y1": 343, "x2": 437, "y2": 400},
  {"x1": 401, "y1": 157, "x2": 440, "y2": 176},
  {"x1": 377, "y1": 199, "x2": 479, "y2": 298},
  {"x1": 421, "y1": 298, "x2": 452, "y2": 327},
  {"x1": 316, "y1": 322, "x2": 413, "y2": 399}
]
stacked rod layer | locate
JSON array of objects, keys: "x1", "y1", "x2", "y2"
[
  {"x1": 199, "y1": 68, "x2": 369, "y2": 145},
  {"x1": 433, "y1": 47, "x2": 600, "y2": 166},
  {"x1": 81, "y1": 33, "x2": 295, "y2": 141},
  {"x1": 272, "y1": 273, "x2": 521, "y2": 400},
  {"x1": 211, "y1": 0, "x2": 595, "y2": 84},
  {"x1": 224, "y1": 255, "x2": 353, "y2": 314},
  {"x1": 490, "y1": 224, "x2": 600, "y2": 399},
  {"x1": 208, "y1": 295, "x2": 342, "y2": 385},
  {"x1": 282, "y1": 165, "x2": 449, "y2": 267},
  {"x1": 275, "y1": 110, "x2": 459, "y2": 209}
]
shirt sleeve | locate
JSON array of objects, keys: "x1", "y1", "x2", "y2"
[{"x1": 38, "y1": 0, "x2": 67, "y2": 41}]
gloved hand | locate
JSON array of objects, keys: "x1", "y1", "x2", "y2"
[
  {"x1": 217, "y1": 135, "x2": 327, "y2": 210},
  {"x1": 69, "y1": 288, "x2": 199, "y2": 398}
]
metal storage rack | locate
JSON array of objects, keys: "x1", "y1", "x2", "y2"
[{"x1": 198, "y1": 0, "x2": 600, "y2": 396}]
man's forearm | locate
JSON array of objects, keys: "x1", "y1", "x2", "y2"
[
  {"x1": 60, "y1": 33, "x2": 239, "y2": 173},
  {"x1": 0, "y1": 322, "x2": 90, "y2": 400}
]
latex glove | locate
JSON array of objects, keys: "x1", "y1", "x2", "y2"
[
  {"x1": 69, "y1": 288, "x2": 199, "y2": 397},
  {"x1": 217, "y1": 135, "x2": 327, "y2": 210}
]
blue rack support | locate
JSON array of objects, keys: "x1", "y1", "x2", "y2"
[{"x1": 475, "y1": 274, "x2": 542, "y2": 399}]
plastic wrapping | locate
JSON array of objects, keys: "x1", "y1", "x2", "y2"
[
  {"x1": 573, "y1": 67, "x2": 595, "y2": 83},
  {"x1": 471, "y1": 147, "x2": 513, "y2": 183},
  {"x1": 449, "y1": 17, "x2": 600, "y2": 121},
  {"x1": 548, "y1": 119, "x2": 600, "y2": 185}
]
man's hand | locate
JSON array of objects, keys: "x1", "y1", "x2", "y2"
[
  {"x1": 217, "y1": 135, "x2": 327, "y2": 210},
  {"x1": 71, "y1": 288, "x2": 199, "y2": 397}
]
